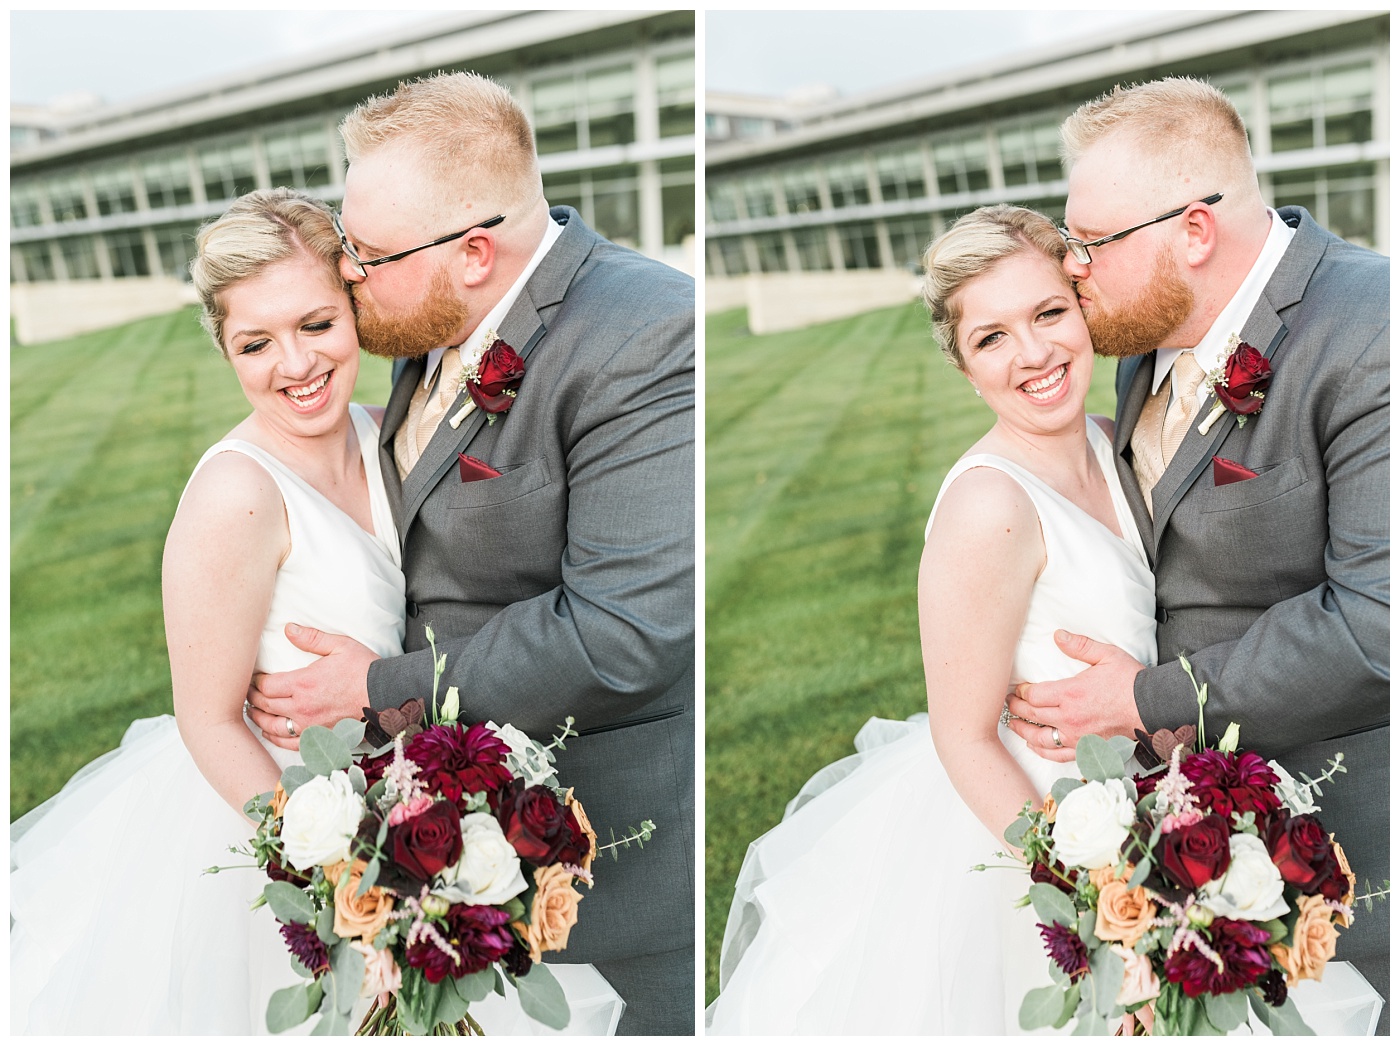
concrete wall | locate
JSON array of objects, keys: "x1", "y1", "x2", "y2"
[
  {"x1": 11, "y1": 278, "x2": 199, "y2": 345},
  {"x1": 707, "y1": 270, "x2": 921, "y2": 333}
]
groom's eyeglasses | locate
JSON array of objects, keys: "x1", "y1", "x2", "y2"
[
  {"x1": 332, "y1": 210, "x2": 506, "y2": 278},
  {"x1": 1059, "y1": 193, "x2": 1223, "y2": 265}
]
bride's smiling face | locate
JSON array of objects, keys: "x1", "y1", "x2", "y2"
[
  {"x1": 954, "y1": 248, "x2": 1094, "y2": 437},
  {"x1": 221, "y1": 252, "x2": 360, "y2": 438}
]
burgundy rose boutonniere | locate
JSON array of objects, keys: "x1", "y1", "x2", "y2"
[
  {"x1": 1198, "y1": 334, "x2": 1272, "y2": 435},
  {"x1": 449, "y1": 331, "x2": 525, "y2": 428}
]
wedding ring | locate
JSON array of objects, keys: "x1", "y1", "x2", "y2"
[
  {"x1": 1052, "y1": 727, "x2": 1064, "y2": 748},
  {"x1": 285, "y1": 717, "x2": 298, "y2": 738},
  {"x1": 998, "y1": 706, "x2": 1012, "y2": 727}
]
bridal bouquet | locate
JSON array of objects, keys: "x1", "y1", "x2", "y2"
[
  {"x1": 224, "y1": 646, "x2": 654, "y2": 1035},
  {"x1": 1004, "y1": 658, "x2": 1384, "y2": 1036}
]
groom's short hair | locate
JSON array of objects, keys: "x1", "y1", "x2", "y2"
[
  {"x1": 1060, "y1": 77, "x2": 1255, "y2": 192},
  {"x1": 340, "y1": 72, "x2": 542, "y2": 221}
]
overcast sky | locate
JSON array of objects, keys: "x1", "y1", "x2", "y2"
[
  {"x1": 10, "y1": 11, "x2": 449, "y2": 107},
  {"x1": 707, "y1": 11, "x2": 1165, "y2": 99}
]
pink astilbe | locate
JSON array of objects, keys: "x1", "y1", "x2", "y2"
[
  {"x1": 383, "y1": 736, "x2": 427, "y2": 805},
  {"x1": 1153, "y1": 745, "x2": 1203, "y2": 830}
]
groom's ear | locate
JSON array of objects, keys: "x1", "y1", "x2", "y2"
[
  {"x1": 1182, "y1": 202, "x2": 1217, "y2": 269},
  {"x1": 454, "y1": 230, "x2": 497, "y2": 289}
]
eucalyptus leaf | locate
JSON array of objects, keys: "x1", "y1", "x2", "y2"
[
  {"x1": 1203, "y1": 988, "x2": 1247, "y2": 1032},
  {"x1": 1004, "y1": 815, "x2": 1033, "y2": 848},
  {"x1": 266, "y1": 983, "x2": 317, "y2": 1033},
  {"x1": 332, "y1": 717, "x2": 367, "y2": 749},
  {"x1": 1259, "y1": 917, "x2": 1287, "y2": 944},
  {"x1": 327, "y1": 941, "x2": 366, "y2": 1015},
  {"x1": 1051, "y1": 777, "x2": 1085, "y2": 805},
  {"x1": 366, "y1": 778, "x2": 387, "y2": 806},
  {"x1": 315, "y1": 903, "x2": 337, "y2": 945},
  {"x1": 264, "y1": 881, "x2": 316, "y2": 924},
  {"x1": 455, "y1": 968, "x2": 495, "y2": 1004},
  {"x1": 432, "y1": 975, "x2": 471, "y2": 1027},
  {"x1": 1262, "y1": 995, "x2": 1315, "y2": 1035},
  {"x1": 311, "y1": 1010, "x2": 351, "y2": 1036},
  {"x1": 356, "y1": 857, "x2": 380, "y2": 897},
  {"x1": 1019, "y1": 986, "x2": 1069, "y2": 1030},
  {"x1": 246, "y1": 791, "x2": 272, "y2": 818},
  {"x1": 280, "y1": 763, "x2": 315, "y2": 796},
  {"x1": 493, "y1": 967, "x2": 506, "y2": 997},
  {"x1": 1072, "y1": 1009, "x2": 1109, "y2": 1036},
  {"x1": 1029, "y1": 882, "x2": 1079, "y2": 928},
  {"x1": 1075, "y1": 734, "x2": 1126, "y2": 783},
  {"x1": 1088, "y1": 946, "x2": 1125, "y2": 1017},
  {"x1": 1077, "y1": 909, "x2": 1096, "y2": 946},
  {"x1": 348, "y1": 764, "x2": 367, "y2": 797},
  {"x1": 290, "y1": 955, "x2": 313, "y2": 980},
  {"x1": 1106, "y1": 734, "x2": 1137, "y2": 764},
  {"x1": 516, "y1": 963, "x2": 570, "y2": 1030},
  {"x1": 1053, "y1": 983, "x2": 1081, "y2": 1029},
  {"x1": 1125, "y1": 859, "x2": 1151, "y2": 890},
  {"x1": 300, "y1": 725, "x2": 353, "y2": 775}
]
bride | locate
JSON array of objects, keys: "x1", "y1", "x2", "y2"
[
  {"x1": 705, "y1": 206, "x2": 1376, "y2": 1034},
  {"x1": 11, "y1": 188, "x2": 620, "y2": 1035}
]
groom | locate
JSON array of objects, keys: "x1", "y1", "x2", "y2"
[
  {"x1": 247, "y1": 73, "x2": 694, "y2": 1035},
  {"x1": 1006, "y1": 77, "x2": 1389, "y2": 1024}
]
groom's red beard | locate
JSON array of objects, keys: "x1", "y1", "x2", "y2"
[
  {"x1": 1081, "y1": 248, "x2": 1195, "y2": 359},
  {"x1": 353, "y1": 264, "x2": 471, "y2": 360}
]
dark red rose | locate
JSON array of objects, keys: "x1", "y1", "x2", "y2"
[
  {"x1": 1037, "y1": 922, "x2": 1089, "y2": 983},
  {"x1": 1179, "y1": 749, "x2": 1282, "y2": 819},
  {"x1": 1214, "y1": 341, "x2": 1271, "y2": 416},
  {"x1": 279, "y1": 920, "x2": 330, "y2": 975},
  {"x1": 1163, "y1": 918, "x2": 1272, "y2": 997},
  {"x1": 405, "y1": 723, "x2": 514, "y2": 810},
  {"x1": 389, "y1": 799, "x2": 463, "y2": 884},
  {"x1": 466, "y1": 339, "x2": 525, "y2": 413},
  {"x1": 1266, "y1": 814, "x2": 1346, "y2": 899},
  {"x1": 497, "y1": 783, "x2": 583, "y2": 865},
  {"x1": 1030, "y1": 859, "x2": 1078, "y2": 896},
  {"x1": 405, "y1": 903, "x2": 515, "y2": 983},
  {"x1": 266, "y1": 853, "x2": 312, "y2": 887},
  {"x1": 1155, "y1": 812, "x2": 1231, "y2": 890}
]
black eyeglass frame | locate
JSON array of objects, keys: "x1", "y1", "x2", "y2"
[
  {"x1": 1060, "y1": 193, "x2": 1223, "y2": 265},
  {"x1": 332, "y1": 211, "x2": 506, "y2": 277}
]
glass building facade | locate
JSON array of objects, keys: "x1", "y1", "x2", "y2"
[
  {"x1": 12, "y1": 13, "x2": 695, "y2": 285},
  {"x1": 705, "y1": 14, "x2": 1388, "y2": 277}
]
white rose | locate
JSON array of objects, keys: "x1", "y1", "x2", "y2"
[
  {"x1": 279, "y1": 770, "x2": 365, "y2": 870},
  {"x1": 1268, "y1": 760, "x2": 1320, "y2": 816},
  {"x1": 485, "y1": 719, "x2": 555, "y2": 787},
  {"x1": 1200, "y1": 833, "x2": 1289, "y2": 921},
  {"x1": 437, "y1": 813, "x2": 528, "y2": 905},
  {"x1": 1051, "y1": 778, "x2": 1135, "y2": 869}
]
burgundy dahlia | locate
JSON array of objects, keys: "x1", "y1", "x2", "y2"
[
  {"x1": 1257, "y1": 968, "x2": 1288, "y2": 1008},
  {"x1": 405, "y1": 723, "x2": 514, "y2": 808},
  {"x1": 1164, "y1": 919, "x2": 1272, "y2": 997},
  {"x1": 405, "y1": 903, "x2": 516, "y2": 983},
  {"x1": 1179, "y1": 750, "x2": 1281, "y2": 819},
  {"x1": 279, "y1": 920, "x2": 330, "y2": 975},
  {"x1": 501, "y1": 938, "x2": 534, "y2": 978},
  {"x1": 1037, "y1": 922, "x2": 1089, "y2": 983}
]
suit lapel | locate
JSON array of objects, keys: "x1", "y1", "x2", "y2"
[{"x1": 1114, "y1": 354, "x2": 1156, "y2": 562}]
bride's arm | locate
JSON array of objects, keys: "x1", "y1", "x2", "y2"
[
  {"x1": 162, "y1": 452, "x2": 287, "y2": 819},
  {"x1": 919, "y1": 467, "x2": 1046, "y2": 840}
]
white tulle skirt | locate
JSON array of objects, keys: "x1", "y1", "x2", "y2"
[
  {"x1": 705, "y1": 716, "x2": 1382, "y2": 1036},
  {"x1": 11, "y1": 715, "x2": 623, "y2": 1036}
]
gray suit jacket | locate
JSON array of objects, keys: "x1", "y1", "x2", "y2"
[
  {"x1": 1114, "y1": 207, "x2": 1389, "y2": 962},
  {"x1": 367, "y1": 208, "x2": 695, "y2": 966}
]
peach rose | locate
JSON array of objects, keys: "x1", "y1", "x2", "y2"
[
  {"x1": 271, "y1": 781, "x2": 290, "y2": 819},
  {"x1": 1332, "y1": 835, "x2": 1356, "y2": 917},
  {"x1": 1095, "y1": 879, "x2": 1156, "y2": 948},
  {"x1": 565, "y1": 788, "x2": 598, "y2": 874},
  {"x1": 1042, "y1": 794, "x2": 1058, "y2": 824},
  {"x1": 1270, "y1": 894, "x2": 1338, "y2": 986},
  {"x1": 512, "y1": 864, "x2": 583, "y2": 962},
  {"x1": 332, "y1": 859, "x2": 395, "y2": 942},
  {"x1": 350, "y1": 940, "x2": 401, "y2": 1004},
  {"x1": 1089, "y1": 863, "x2": 1133, "y2": 890}
]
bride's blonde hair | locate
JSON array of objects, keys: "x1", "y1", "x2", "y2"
[
  {"x1": 921, "y1": 205, "x2": 1067, "y2": 369},
  {"x1": 190, "y1": 188, "x2": 343, "y2": 354}
]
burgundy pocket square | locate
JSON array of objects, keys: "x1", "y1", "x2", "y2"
[
  {"x1": 458, "y1": 454, "x2": 503, "y2": 483},
  {"x1": 1212, "y1": 455, "x2": 1258, "y2": 486}
]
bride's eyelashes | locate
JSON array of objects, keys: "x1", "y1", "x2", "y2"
[
  {"x1": 303, "y1": 320, "x2": 334, "y2": 334},
  {"x1": 975, "y1": 329, "x2": 1006, "y2": 350},
  {"x1": 238, "y1": 338, "x2": 269, "y2": 355}
]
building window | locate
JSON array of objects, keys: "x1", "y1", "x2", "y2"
[
  {"x1": 741, "y1": 174, "x2": 777, "y2": 219},
  {"x1": 792, "y1": 226, "x2": 832, "y2": 271},
  {"x1": 265, "y1": 123, "x2": 331, "y2": 190},
  {"x1": 875, "y1": 145, "x2": 927, "y2": 203},
  {"x1": 585, "y1": 65, "x2": 635, "y2": 148},
  {"x1": 533, "y1": 74, "x2": 580, "y2": 154},
  {"x1": 705, "y1": 113, "x2": 728, "y2": 139},
  {"x1": 1273, "y1": 163, "x2": 1375, "y2": 248},
  {"x1": 716, "y1": 237, "x2": 748, "y2": 276},
  {"x1": 933, "y1": 132, "x2": 991, "y2": 197},
  {"x1": 707, "y1": 179, "x2": 741, "y2": 223},
  {"x1": 1268, "y1": 60, "x2": 1373, "y2": 153},
  {"x1": 153, "y1": 224, "x2": 200, "y2": 281},
  {"x1": 143, "y1": 153, "x2": 194, "y2": 210},
  {"x1": 59, "y1": 236, "x2": 101, "y2": 279},
  {"x1": 825, "y1": 156, "x2": 871, "y2": 209},
  {"x1": 17, "y1": 242, "x2": 56, "y2": 282},
  {"x1": 998, "y1": 121, "x2": 1060, "y2": 188},
  {"x1": 47, "y1": 175, "x2": 89, "y2": 223},
  {"x1": 835, "y1": 221, "x2": 880, "y2": 269},
  {"x1": 660, "y1": 156, "x2": 695, "y2": 246},
  {"x1": 92, "y1": 165, "x2": 139, "y2": 217},
  {"x1": 885, "y1": 215, "x2": 934, "y2": 270},
  {"x1": 12, "y1": 182, "x2": 45, "y2": 228},
  {"x1": 105, "y1": 230, "x2": 151, "y2": 277},
  {"x1": 200, "y1": 141, "x2": 256, "y2": 204},
  {"x1": 656, "y1": 52, "x2": 695, "y2": 139},
  {"x1": 590, "y1": 165, "x2": 639, "y2": 248},
  {"x1": 781, "y1": 166, "x2": 822, "y2": 215},
  {"x1": 754, "y1": 232, "x2": 787, "y2": 273},
  {"x1": 542, "y1": 171, "x2": 585, "y2": 217}
]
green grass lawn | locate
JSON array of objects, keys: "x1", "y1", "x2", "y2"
[
  {"x1": 10, "y1": 306, "x2": 393, "y2": 819},
  {"x1": 703, "y1": 302, "x2": 1119, "y2": 1003}
]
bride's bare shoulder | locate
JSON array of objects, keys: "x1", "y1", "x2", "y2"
[
  {"x1": 168, "y1": 450, "x2": 286, "y2": 547},
  {"x1": 927, "y1": 464, "x2": 1039, "y2": 550}
]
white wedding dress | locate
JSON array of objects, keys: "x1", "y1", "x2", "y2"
[
  {"x1": 11, "y1": 403, "x2": 623, "y2": 1036},
  {"x1": 706, "y1": 422, "x2": 1380, "y2": 1035}
]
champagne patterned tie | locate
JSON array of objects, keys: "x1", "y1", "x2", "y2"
[
  {"x1": 395, "y1": 347, "x2": 462, "y2": 478},
  {"x1": 1130, "y1": 352, "x2": 1208, "y2": 512},
  {"x1": 1160, "y1": 352, "x2": 1208, "y2": 464}
]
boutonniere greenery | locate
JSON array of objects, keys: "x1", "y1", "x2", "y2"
[
  {"x1": 448, "y1": 331, "x2": 526, "y2": 428},
  {"x1": 1197, "y1": 334, "x2": 1272, "y2": 436}
]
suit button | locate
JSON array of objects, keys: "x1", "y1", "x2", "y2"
[
  {"x1": 407, "y1": 600, "x2": 419, "y2": 617},
  {"x1": 1155, "y1": 606, "x2": 1169, "y2": 624}
]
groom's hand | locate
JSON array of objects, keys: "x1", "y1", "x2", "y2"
[
  {"x1": 1005, "y1": 630, "x2": 1146, "y2": 762},
  {"x1": 246, "y1": 623, "x2": 379, "y2": 749}
]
